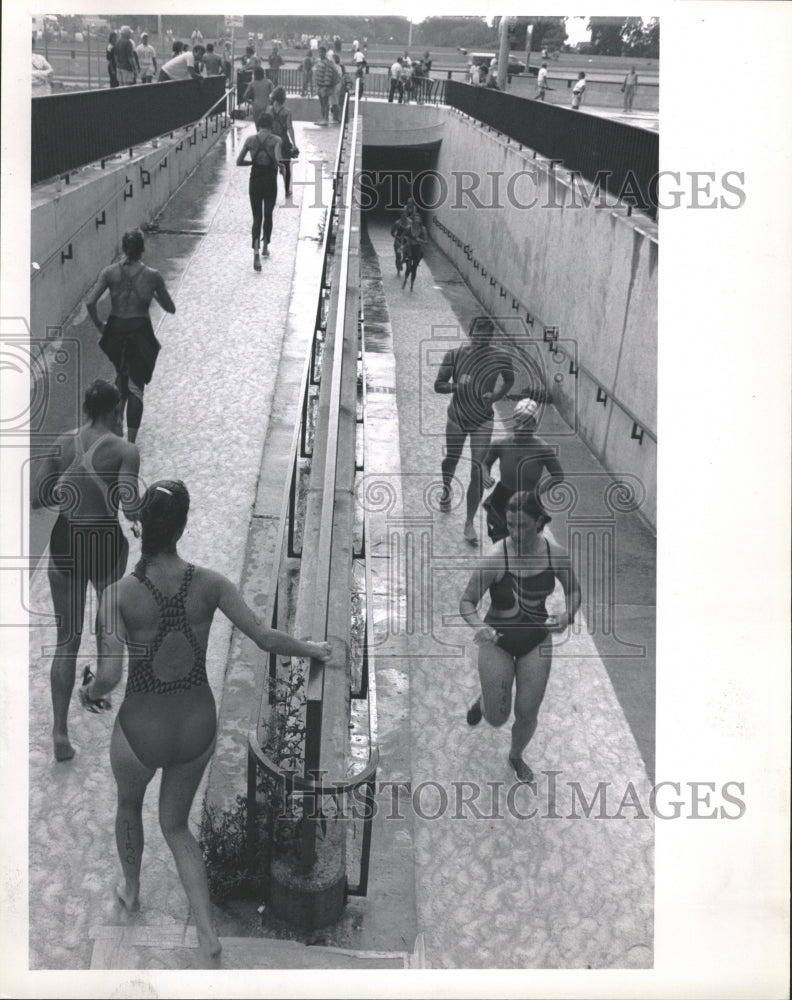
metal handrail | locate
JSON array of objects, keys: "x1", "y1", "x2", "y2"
[
  {"x1": 301, "y1": 79, "x2": 361, "y2": 865},
  {"x1": 31, "y1": 86, "x2": 237, "y2": 278},
  {"x1": 247, "y1": 81, "x2": 378, "y2": 893},
  {"x1": 430, "y1": 216, "x2": 657, "y2": 445}
]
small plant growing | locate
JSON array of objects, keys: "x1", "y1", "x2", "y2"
[{"x1": 199, "y1": 659, "x2": 309, "y2": 902}]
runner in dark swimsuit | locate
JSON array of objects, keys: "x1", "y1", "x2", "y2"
[
  {"x1": 481, "y1": 397, "x2": 564, "y2": 541},
  {"x1": 435, "y1": 318, "x2": 514, "y2": 544},
  {"x1": 32, "y1": 379, "x2": 140, "y2": 761},
  {"x1": 459, "y1": 490, "x2": 581, "y2": 782},
  {"x1": 83, "y1": 480, "x2": 332, "y2": 968},
  {"x1": 236, "y1": 113, "x2": 283, "y2": 270},
  {"x1": 86, "y1": 229, "x2": 176, "y2": 443}
]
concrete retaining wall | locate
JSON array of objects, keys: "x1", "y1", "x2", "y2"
[
  {"x1": 427, "y1": 109, "x2": 658, "y2": 529},
  {"x1": 30, "y1": 118, "x2": 229, "y2": 341}
]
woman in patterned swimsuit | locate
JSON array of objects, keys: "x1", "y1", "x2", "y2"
[
  {"x1": 83, "y1": 480, "x2": 332, "y2": 966},
  {"x1": 459, "y1": 491, "x2": 580, "y2": 783}
]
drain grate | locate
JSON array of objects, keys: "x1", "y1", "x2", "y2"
[{"x1": 146, "y1": 228, "x2": 209, "y2": 236}]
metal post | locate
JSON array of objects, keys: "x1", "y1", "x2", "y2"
[
  {"x1": 525, "y1": 25, "x2": 533, "y2": 77},
  {"x1": 498, "y1": 15, "x2": 512, "y2": 93},
  {"x1": 86, "y1": 28, "x2": 92, "y2": 88}
]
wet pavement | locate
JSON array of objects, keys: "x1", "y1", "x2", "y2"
[{"x1": 27, "y1": 108, "x2": 655, "y2": 975}]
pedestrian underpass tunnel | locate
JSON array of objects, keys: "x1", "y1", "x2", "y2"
[{"x1": 27, "y1": 87, "x2": 657, "y2": 968}]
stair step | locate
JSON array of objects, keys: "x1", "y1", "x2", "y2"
[{"x1": 89, "y1": 924, "x2": 412, "y2": 970}]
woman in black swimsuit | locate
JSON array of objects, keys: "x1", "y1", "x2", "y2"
[
  {"x1": 459, "y1": 490, "x2": 580, "y2": 782},
  {"x1": 236, "y1": 112, "x2": 282, "y2": 270},
  {"x1": 83, "y1": 480, "x2": 331, "y2": 967},
  {"x1": 33, "y1": 379, "x2": 140, "y2": 761}
]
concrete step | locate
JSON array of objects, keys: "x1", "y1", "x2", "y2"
[{"x1": 89, "y1": 924, "x2": 420, "y2": 969}]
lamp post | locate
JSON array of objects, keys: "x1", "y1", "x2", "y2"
[{"x1": 497, "y1": 15, "x2": 512, "y2": 92}]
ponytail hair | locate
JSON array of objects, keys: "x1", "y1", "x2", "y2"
[
  {"x1": 137, "y1": 480, "x2": 190, "y2": 563},
  {"x1": 82, "y1": 378, "x2": 121, "y2": 421}
]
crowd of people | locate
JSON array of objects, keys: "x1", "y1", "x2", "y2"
[
  {"x1": 105, "y1": 26, "x2": 233, "y2": 87},
  {"x1": 387, "y1": 50, "x2": 434, "y2": 104}
]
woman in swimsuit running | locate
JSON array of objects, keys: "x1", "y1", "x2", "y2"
[
  {"x1": 83, "y1": 480, "x2": 332, "y2": 967},
  {"x1": 33, "y1": 379, "x2": 140, "y2": 761},
  {"x1": 459, "y1": 490, "x2": 581, "y2": 782},
  {"x1": 236, "y1": 112, "x2": 282, "y2": 270},
  {"x1": 86, "y1": 229, "x2": 176, "y2": 443}
]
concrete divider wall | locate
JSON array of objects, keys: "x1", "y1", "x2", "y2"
[
  {"x1": 30, "y1": 119, "x2": 229, "y2": 341},
  {"x1": 427, "y1": 110, "x2": 657, "y2": 529}
]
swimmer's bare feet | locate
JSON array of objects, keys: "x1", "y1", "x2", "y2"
[
  {"x1": 115, "y1": 882, "x2": 141, "y2": 912},
  {"x1": 196, "y1": 928, "x2": 222, "y2": 969},
  {"x1": 53, "y1": 734, "x2": 75, "y2": 762},
  {"x1": 463, "y1": 522, "x2": 478, "y2": 545}
]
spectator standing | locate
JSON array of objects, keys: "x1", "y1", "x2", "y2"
[
  {"x1": 191, "y1": 26, "x2": 203, "y2": 45},
  {"x1": 301, "y1": 52, "x2": 314, "y2": 96},
  {"x1": 313, "y1": 47, "x2": 335, "y2": 126},
  {"x1": 622, "y1": 65, "x2": 638, "y2": 111},
  {"x1": 106, "y1": 31, "x2": 119, "y2": 88},
  {"x1": 32, "y1": 39, "x2": 54, "y2": 95},
  {"x1": 158, "y1": 45, "x2": 205, "y2": 82},
  {"x1": 115, "y1": 26, "x2": 139, "y2": 86},
  {"x1": 244, "y1": 67, "x2": 273, "y2": 123},
  {"x1": 536, "y1": 62, "x2": 548, "y2": 100},
  {"x1": 571, "y1": 72, "x2": 586, "y2": 109},
  {"x1": 202, "y1": 43, "x2": 223, "y2": 76},
  {"x1": 401, "y1": 59, "x2": 414, "y2": 103},
  {"x1": 330, "y1": 53, "x2": 347, "y2": 121},
  {"x1": 135, "y1": 33, "x2": 157, "y2": 83},
  {"x1": 267, "y1": 44, "x2": 283, "y2": 85},
  {"x1": 353, "y1": 50, "x2": 367, "y2": 97},
  {"x1": 388, "y1": 57, "x2": 404, "y2": 103}
]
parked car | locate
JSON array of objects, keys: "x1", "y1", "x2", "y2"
[{"x1": 469, "y1": 52, "x2": 526, "y2": 76}]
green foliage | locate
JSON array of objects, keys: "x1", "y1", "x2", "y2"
[
  {"x1": 588, "y1": 16, "x2": 625, "y2": 56},
  {"x1": 417, "y1": 16, "x2": 495, "y2": 49},
  {"x1": 587, "y1": 16, "x2": 660, "y2": 58},
  {"x1": 621, "y1": 17, "x2": 660, "y2": 58}
]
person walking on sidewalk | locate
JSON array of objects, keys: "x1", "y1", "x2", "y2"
[
  {"x1": 535, "y1": 62, "x2": 549, "y2": 100},
  {"x1": 32, "y1": 379, "x2": 140, "y2": 762},
  {"x1": 434, "y1": 318, "x2": 514, "y2": 544},
  {"x1": 301, "y1": 52, "x2": 314, "y2": 96},
  {"x1": 571, "y1": 71, "x2": 586, "y2": 109},
  {"x1": 459, "y1": 490, "x2": 581, "y2": 783},
  {"x1": 622, "y1": 65, "x2": 638, "y2": 111},
  {"x1": 313, "y1": 46, "x2": 335, "y2": 125},
  {"x1": 82, "y1": 480, "x2": 332, "y2": 968},
  {"x1": 86, "y1": 229, "x2": 176, "y2": 443},
  {"x1": 243, "y1": 66, "x2": 273, "y2": 124},
  {"x1": 267, "y1": 87, "x2": 298, "y2": 204},
  {"x1": 236, "y1": 112, "x2": 282, "y2": 269},
  {"x1": 480, "y1": 397, "x2": 564, "y2": 541}
]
